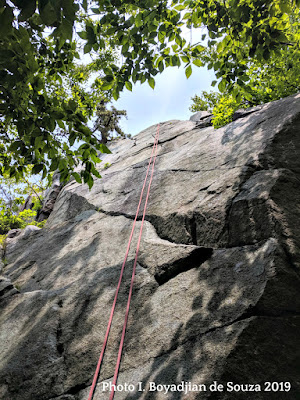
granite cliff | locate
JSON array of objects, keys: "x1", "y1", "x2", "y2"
[{"x1": 1, "y1": 94, "x2": 300, "y2": 399}]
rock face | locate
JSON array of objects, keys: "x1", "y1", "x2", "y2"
[
  {"x1": 37, "y1": 172, "x2": 63, "y2": 222},
  {"x1": 1, "y1": 94, "x2": 300, "y2": 400}
]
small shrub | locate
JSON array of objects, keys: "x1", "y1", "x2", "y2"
[
  {"x1": 0, "y1": 209, "x2": 46, "y2": 235},
  {"x1": 0, "y1": 234, "x2": 6, "y2": 247},
  {"x1": 212, "y1": 95, "x2": 241, "y2": 129},
  {"x1": 103, "y1": 162, "x2": 111, "y2": 169}
]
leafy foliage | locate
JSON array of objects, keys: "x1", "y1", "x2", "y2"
[
  {"x1": 0, "y1": 166, "x2": 47, "y2": 235},
  {"x1": 190, "y1": 91, "x2": 222, "y2": 113},
  {"x1": 0, "y1": 0, "x2": 116, "y2": 189},
  {"x1": 0, "y1": 233, "x2": 5, "y2": 247},
  {"x1": 0, "y1": 0, "x2": 299, "y2": 186},
  {"x1": 0, "y1": 166, "x2": 46, "y2": 213},
  {"x1": 212, "y1": 96, "x2": 241, "y2": 128},
  {"x1": 191, "y1": 28, "x2": 300, "y2": 128},
  {"x1": 0, "y1": 209, "x2": 46, "y2": 235},
  {"x1": 190, "y1": 91, "x2": 241, "y2": 128}
]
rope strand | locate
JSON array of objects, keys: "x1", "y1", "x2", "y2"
[
  {"x1": 109, "y1": 124, "x2": 160, "y2": 400},
  {"x1": 88, "y1": 124, "x2": 160, "y2": 400}
]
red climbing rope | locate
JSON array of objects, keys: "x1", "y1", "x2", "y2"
[
  {"x1": 88, "y1": 124, "x2": 160, "y2": 400},
  {"x1": 109, "y1": 125, "x2": 160, "y2": 400}
]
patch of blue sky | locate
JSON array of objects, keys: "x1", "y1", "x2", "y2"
[{"x1": 112, "y1": 26, "x2": 215, "y2": 136}]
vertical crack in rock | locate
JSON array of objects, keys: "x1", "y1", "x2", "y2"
[
  {"x1": 56, "y1": 303, "x2": 64, "y2": 357},
  {"x1": 189, "y1": 215, "x2": 198, "y2": 245}
]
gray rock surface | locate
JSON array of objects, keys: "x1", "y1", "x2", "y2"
[
  {"x1": 189, "y1": 110, "x2": 212, "y2": 122},
  {"x1": 232, "y1": 105, "x2": 263, "y2": 121},
  {"x1": 195, "y1": 115, "x2": 213, "y2": 129},
  {"x1": 0, "y1": 94, "x2": 300, "y2": 399},
  {"x1": 0, "y1": 275, "x2": 19, "y2": 299},
  {"x1": 6, "y1": 228, "x2": 22, "y2": 238},
  {"x1": 18, "y1": 195, "x2": 34, "y2": 212},
  {"x1": 37, "y1": 172, "x2": 63, "y2": 222}
]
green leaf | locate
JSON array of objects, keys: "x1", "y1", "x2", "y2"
[
  {"x1": 9, "y1": 140, "x2": 22, "y2": 152},
  {"x1": 193, "y1": 59, "x2": 203, "y2": 67},
  {"x1": 175, "y1": 35, "x2": 182, "y2": 47},
  {"x1": 181, "y1": 55, "x2": 189, "y2": 63},
  {"x1": 121, "y1": 43, "x2": 129, "y2": 55},
  {"x1": 52, "y1": 110, "x2": 65, "y2": 119},
  {"x1": 171, "y1": 55, "x2": 180, "y2": 67},
  {"x1": 0, "y1": 6, "x2": 13, "y2": 35},
  {"x1": 98, "y1": 144, "x2": 111, "y2": 154},
  {"x1": 78, "y1": 31, "x2": 87, "y2": 39},
  {"x1": 35, "y1": 136, "x2": 43, "y2": 149},
  {"x1": 32, "y1": 164, "x2": 43, "y2": 174},
  {"x1": 169, "y1": 32, "x2": 175, "y2": 41},
  {"x1": 175, "y1": 5, "x2": 185, "y2": 11},
  {"x1": 18, "y1": 0, "x2": 36, "y2": 21},
  {"x1": 185, "y1": 65, "x2": 192, "y2": 79},
  {"x1": 218, "y1": 79, "x2": 226, "y2": 92},
  {"x1": 84, "y1": 43, "x2": 92, "y2": 54},
  {"x1": 158, "y1": 31, "x2": 165, "y2": 43},
  {"x1": 57, "y1": 120, "x2": 65, "y2": 129},
  {"x1": 87, "y1": 175, "x2": 94, "y2": 189},
  {"x1": 72, "y1": 172, "x2": 82, "y2": 183},
  {"x1": 148, "y1": 77, "x2": 155, "y2": 89},
  {"x1": 68, "y1": 99, "x2": 77, "y2": 111},
  {"x1": 102, "y1": 80, "x2": 115, "y2": 90},
  {"x1": 125, "y1": 81, "x2": 132, "y2": 91},
  {"x1": 38, "y1": 0, "x2": 60, "y2": 26},
  {"x1": 158, "y1": 60, "x2": 164, "y2": 72},
  {"x1": 136, "y1": 13, "x2": 143, "y2": 28},
  {"x1": 112, "y1": 89, "x2": 119, "y2": 101},
  {"x1": 91, "y1": 7, "x2": 101, "y2": 14}
]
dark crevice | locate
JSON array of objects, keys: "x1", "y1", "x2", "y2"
[
  {"x1": 200, "y1": 306, "x2": 300, "y2": 341},
  {"x1": 155, "y1": 127, "x2": 195, "y2": 146},
  {"x1": 153, "y1": 246, "x2": 213, "y2": 285},
  {"x1": 56, "y1": 320, "x2": 64, "y2": 356},
  {"x1": 169, "y1": 168, "x2": 211, "y2": 174},
  {"x1": 0, "y1": 282, "x2": 17, "y2": 298},
  {"x1": 98, "y1": 208, "x2": 139, "y2": 221},
  {"x1": 189, "y1": 215, "x2": 198, "y2": 245},
  {"x1": 231, "y1": 106, "x2": 264, "y2": 122}
]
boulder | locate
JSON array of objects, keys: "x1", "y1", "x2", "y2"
[
  {"x1": 189, "y1": 110, "x2": 212, "y2": 122},
  {"x1": 6, "y1": 228, "x2": 22, "y2": 238},
  {"x1": 0, "y1": 94, "x2": 300, "y2": 399}
]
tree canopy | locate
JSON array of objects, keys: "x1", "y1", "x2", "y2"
[
  {"x1": 190, "y1": 9, "x2": 300, "y2": 128},
  {"x1": 1, "y1": 0, "x2": 299, "y2": 187}
]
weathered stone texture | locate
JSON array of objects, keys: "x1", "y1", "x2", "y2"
[{"x1": 0, "y1": 93, "x2": 300, "y2": 399}]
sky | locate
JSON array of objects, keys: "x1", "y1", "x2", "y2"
[
  {"x1": 113, "y1": 64, "x2": 215, "y2": 137},
  {"x1": 111, "y1": 27, "x2": 216, "y2": 137}
]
